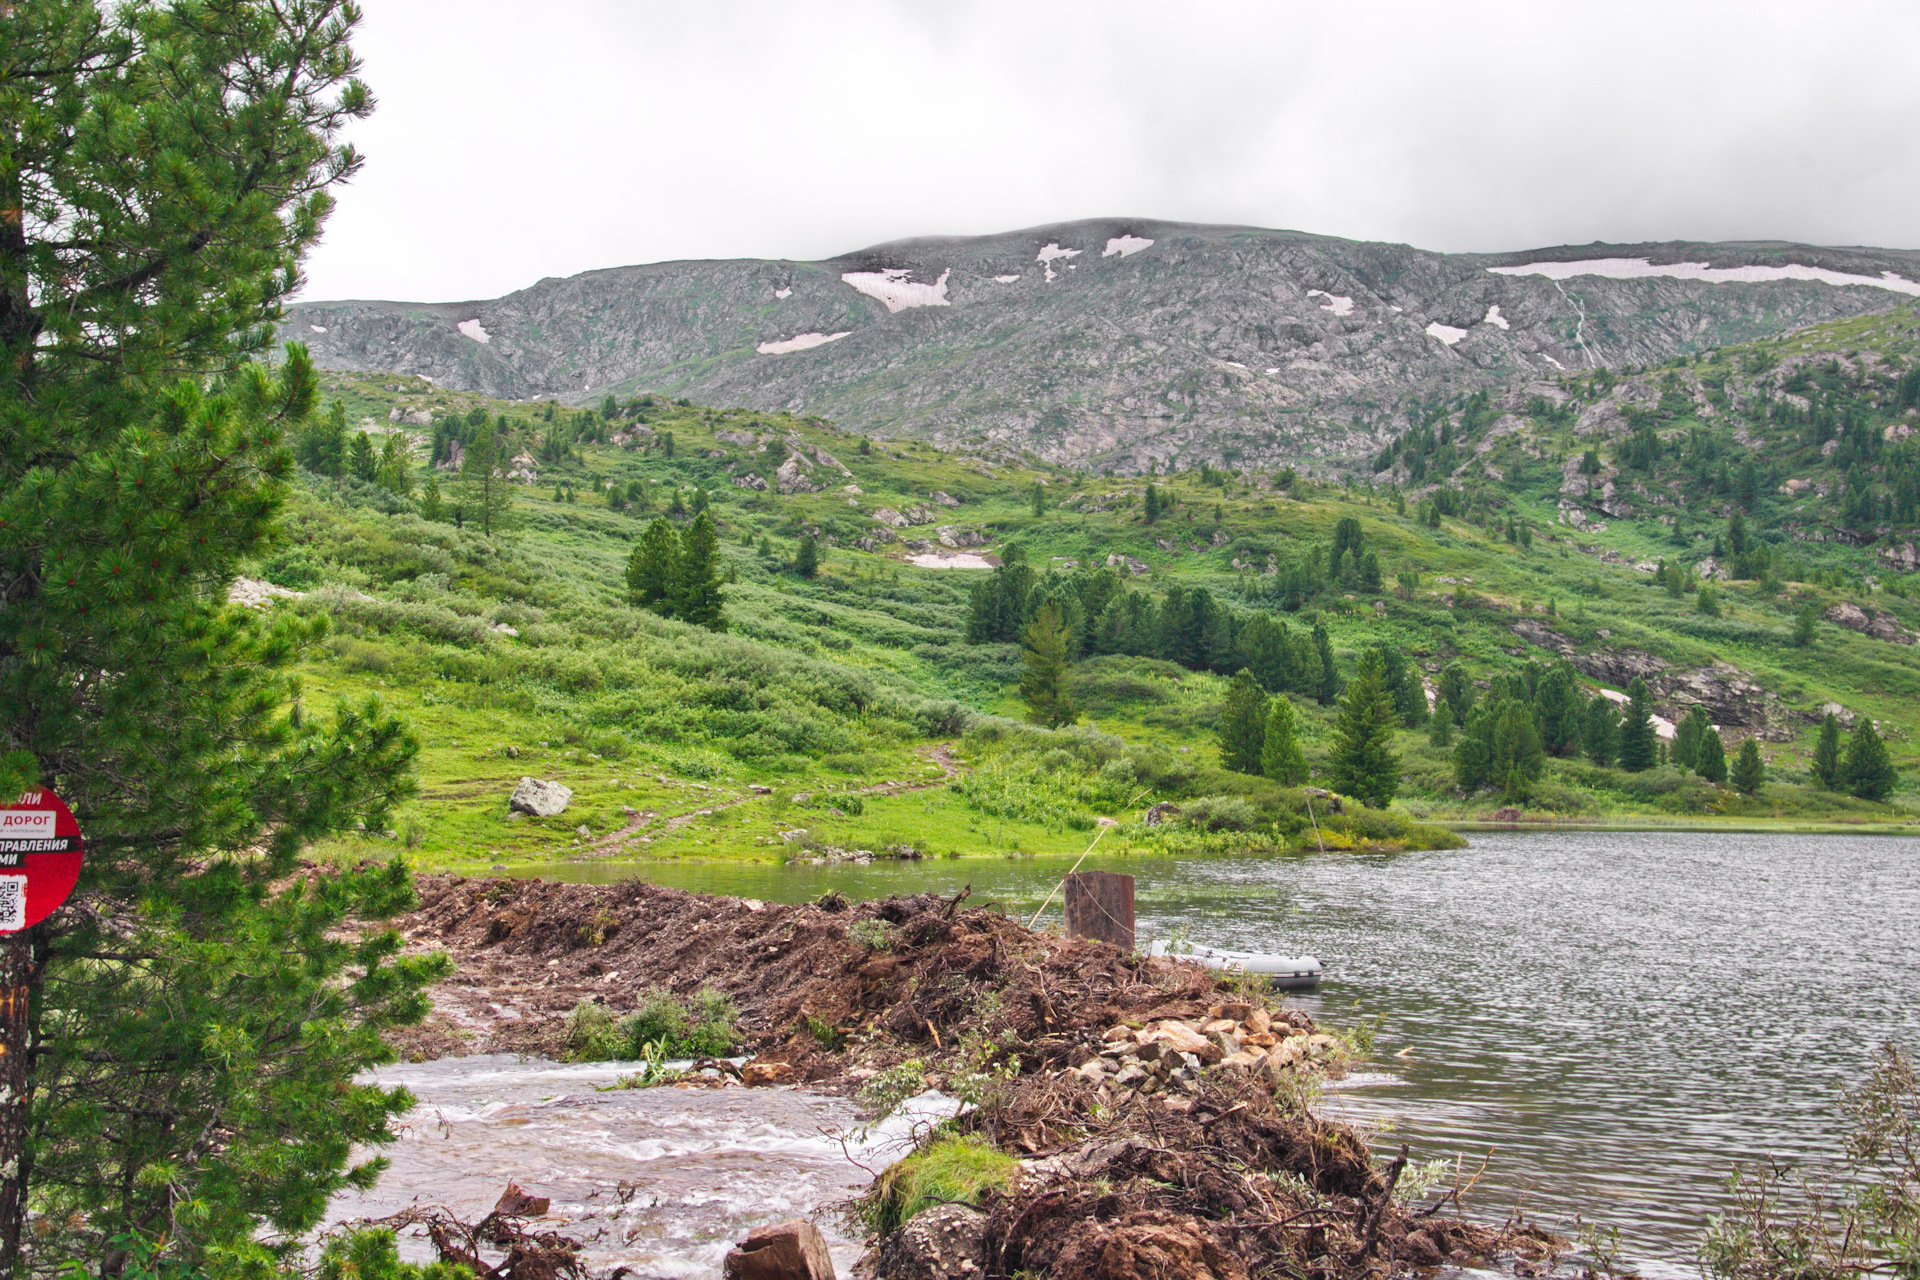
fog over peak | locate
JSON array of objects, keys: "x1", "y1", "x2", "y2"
[{"x1": 303, "y1": 0, "x2": 1920, "y2": 304}]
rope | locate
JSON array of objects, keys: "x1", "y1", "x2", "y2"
[{"x1": 1026, "y1": 787, "x2": 1152, "y2": 931}]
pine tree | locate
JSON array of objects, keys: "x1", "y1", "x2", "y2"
[
  {"x1": 420, "y1": 474, "x2": 445, "y2": 522},
  {"x1": 1492, "y1": 701, "x2": 1546, "y2": 785},
  {"x1": 1843, "y1": 719, "x2": 1897, "y2": 802},
  {"x1": 1375, "y1": 645, "x2": 1425, "y2": 727},
  {"x1": 1358, "y1": 551, "x2": 1383, "y2": 593},
  {"x1": 1328, "y1": 652, "x2": 1401, "y2": 808},
  {"x1": 1582, "y1": 695, "x2": 1617, "y2": 767},
  {"x1": 794, "y1": 535, "x2": 820, "y2": 579},
  {"x1": 1031, "y1": 483, "x2": 1046, "y2": 517},
  {"x1": 0, "y1": 3, "x2": 443, "y2": 1268},
  {"x1": 1794, "y1": 603, "x2": 1819, "y2": 647},
  {"x1": 459, "y1": 421, "x2": 516, "y2": 536},
  {"x1": 1673, "y1": 706, "x2": 1711, "y2": 771},
  {"x1": 1534, "y1": 663, "x2": 1582, "y2": 756},
  {"x1": 1731, "y1": 739, "x2": 1766, "y2": 795},
  {"x1": 1260, "y1": 697, "x2": 1308, "y2": 784},
  {"x1": 1812, "y1": 712, "x2": 1844, "y2": 789},
  {"x1": 672, "y1": 512, "x2": 728, "y2": 631},
  {"x1": 298, "y1": 400, "x2": 349, "y2": 476},
  {"x1": 626, "y1": 518, "x2": 682, "y2": 615},
  {"x1": 1616, "y1": 679, "x2": 1658, "y2": 772},
  {"x1": 1695, "y1": 727, "x2": 1727, "y2": 783},
  {"x1": 349, "y1": 430, "x2": 377, "y2": 482},
  {"x1": 1020, "y1": 602, "x2": 1078, "y2": 728},
  {"x1": 1217, "y1": 670, "x2": 1268, "y2": 774},
  {"x1": 1436, "y1": 662, "x2": 1475, "y2": 724},
  {"x1": 1143, "y1": 484, "x2": 1161, "y2": 523},
  {"x1": 1311, "y1": 619, "x2": 1341, "y2": 705},
  {"x1": 1427, "y1": 699, "x2": 1454, "y2": 748},
  {"x1": 376, "y1": 432, "x2": 412, "y2": 496}
]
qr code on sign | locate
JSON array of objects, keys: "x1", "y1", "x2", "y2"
[{"x1": 0, "y1": 876, "x2": 25, "y2": 931}]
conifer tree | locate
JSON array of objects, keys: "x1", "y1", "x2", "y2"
[
  {"x1": 349, "y1": 430, "x2": 377, "y2": 482},
  {"x1": 1260, "y1": 697, "x2": 1308, "y2": 784},
  {"x1": 1534, "y1": 663, "x2": 1582, "y2": 756},
  {"x1": 0, "y1": 2, "x2": 444, "y2": 1268},
  {"x1": 1673, "y1": 706, "x2": 1711, "y2": 771},
  {"x1": 1143, "y1": 484, "x2": 1161, "y2": 523},
  {"x1": 458, "y1": 420, "x2": 515, "y2": 536},
  {"x1": 1731, "y1": 738, "x2": 1766, "y2": 795},
  {"x1": 794, "y1": 534, "x2": 820, "y2": 580},
  {"x1": 420, "y1": 474, "x2": 445, "y2": 521},
  {"x1": 1427, "y1": 700, "x2": 1453, "y2": 748},
  {"x1": 1843, "y1": 719, "x2": 1897, "y2": 802},
  {"x1": 1695, "y1": 726, "x2": 1727, "y2": 784},
  {"x1": 626, "y1": 518, "x2": 682, "y2": 614},
  {"x1": 376, "y1": 433, "x2": 412, "y2": 496},
  {"x1": 1328, "y1": 652, "x2": 1400, "y2": 807},
  {"x1": 1311, "y1": 619, "x2": 1341, "y2": 705},
  {"x1": 1436, "y1": 662, "x2": 1475, "y2": 724},
  {"x1": 672, "y1": 512, "x2": 728, "y2": 630},
  {"x1": 1812, "y1": 712, "x2": 1844, "y2": 789},
  {"x1": 1020, "y1": 603, "x2": 1077, "y2": 728},
  {"x1": 298, "y1": 400, "x2": 349, "y2": 476},
  {"x1": 1216, "y1": 671, "x2": 1268, "y2": 774},
  {"x1": 1582, "y1": 695, "x2": 1618, "y2": 768},
  {"x1": 1617, "y1": 678, "x2": 1658, "y2": 772}
]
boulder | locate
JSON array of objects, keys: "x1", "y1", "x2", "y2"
[
  {"x1": 742, "y1": 1060, "x2": 796, "y2": 1086},
  {"x1": 508, "y1": 777, "x2": 572, "y2": 817},
  {"x1": 1826, "y1": 601, "x2": 1918, "y2": 645},
  {"x1": 723, "y1": 1219, "x2": 836, "y2": 1280},
  {"x1": 872, "y1": 1203, "x2": 987, "y2": 1280}
]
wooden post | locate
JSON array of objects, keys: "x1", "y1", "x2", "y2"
[{"x1": 1063, "y1": 871, "x2": 1135, "y2": 951}]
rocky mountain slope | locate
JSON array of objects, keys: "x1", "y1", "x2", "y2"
[{"x1": 283, "y1": 218, "x2": 1920, "y2": 472}]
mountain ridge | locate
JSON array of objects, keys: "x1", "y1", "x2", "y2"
[{"x1": 283, "y1": 218, "x2": 1920, "y2": 472}]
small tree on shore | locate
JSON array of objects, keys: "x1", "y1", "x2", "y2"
[
  {"x1": 1260, "y1": 697, "x2": 1308, "y2": 784},
  {"x1": 1843, "y1": 719, "x2": 1897, "y2": 802},
  {"x1": 1617, "y1": 679, "x2": 1658, "y2": 772},
  {"x1": 1217, "y1": 670, "x2": 1268, "y2": 774},
  {"x1": 1695, "y1": 726, "x2": 1728, "y2": 784},
  {"x1": 1731, "y1": 739, "x2": 1766, "y2": 795},
  {"x1": 1582, "y1": 695, "x2": 1618, "y2": 768},
  {"x1": 1328, "y1": 652, "x2": 1400, "y2": 808},
  {"x1": 1812, "y1": 712, "x2": 1844, "y2": 789},
  {"x1": 1020, "y1": 603, "x2": 1078, "y2": 728}
]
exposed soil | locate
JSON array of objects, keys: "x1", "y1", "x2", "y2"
[{"x1": 387, "y1": 875, "x2": 1560, "y2": 1278}]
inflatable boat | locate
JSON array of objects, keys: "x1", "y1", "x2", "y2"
[{"x1": 1147, "y1": 940, "x2": 1323, "y2": 987}]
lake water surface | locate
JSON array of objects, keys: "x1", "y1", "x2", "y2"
[{"x1": 519, "y1": 831, "x2": 1920, "y2": 1276}]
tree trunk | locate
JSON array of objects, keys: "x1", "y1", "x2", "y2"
[{"x1": 0, "y1": 933, "x2": 33, "y2": 1279}]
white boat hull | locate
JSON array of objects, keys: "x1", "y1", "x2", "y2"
[{"x1": 1148, "y1": 940, "x2": 1323, "y2": 986}]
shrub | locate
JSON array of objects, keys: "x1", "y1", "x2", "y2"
[
  {"x1": 563, "y1": 987, "x2": 739, "y2": 1060},
  {"x1": 1181, "y1": 795, "x2": 1259, "y2": 831}
]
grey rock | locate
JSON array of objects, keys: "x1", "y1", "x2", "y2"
[
  {"x1": 508, "y1": 777, "x2": 572, "y2": 817},
  {"x1": 871, "y1": 1203, "x2": 986, "y2": 1280},
  {"x1": 1826, "y1": 601, "x2": 1918, "y2": 645}
]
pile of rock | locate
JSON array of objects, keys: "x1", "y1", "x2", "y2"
[{"x1": 1073, "y1": 1001, "x2": 1335, "y2": 1095}]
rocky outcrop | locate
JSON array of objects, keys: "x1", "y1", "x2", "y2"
[
  {"x1": 1569, "y1": 648, "x2": 1670, "y2": 687},
  {"x1": 282, "y1": 221, "x2": 1917, "y2": 473},
  {"x1": 1509, "y1": 619, "x2": 1573, "y2": 655},
  {"x1": 935, "y1": 526, "x2": 989, "y2": 549},
  {"x1": 1826, "y1": 601, "x2": 1919, "y2": 645}
]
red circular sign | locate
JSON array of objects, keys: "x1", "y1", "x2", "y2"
[{"x1": 0, "y1": 789, "x2": 84, "y2": 933}]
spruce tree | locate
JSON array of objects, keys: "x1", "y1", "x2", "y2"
[
  {"x1": 1436, "y1": 662, "x2": 1475, "y2": 724},
  {"x1": 349, "y1": 430, "x2": 377, "y2": 482},
  {"x1": 1534, "y1": 663, "x2": 1582, "y2": 756},
  {"x1": 0, "y1": 2, "x2": 444, "y2": 1269},
  {"x1": 1216, "y1": 670, "x2": 1268, "y2": 774},
  {"x1": 1260, "y1": 697, "x2": 1308, "y2": 784},
  {"x1": 1617, "y1": 678, "x2": 1658, "y2": 772},
  {"x1": 1427, "y1": 699, "x2": 1453, "y2": 748},
  {"x1": 1812, "y1": 712, "x2": 1844, "y2": 789},
  {"x1": 1731, "y1": 738, "x2": 1766, "y2": 795},
  {"x1": 1020, "y1": 603, "x2": 1077, "y2": 728},
  {"x1": 626, "y1": 517, "x2": 682, "y2": 614},
  {"x1": 672, "y1": 512, "x2": 728, "y2": 631},
  {"x1": 420, "y1": 474, "x2": 445, "y2": 522},
  {"x1": 794, "y1": 534, "x2": 820, "y2": 579},
  {"x1": 1311, "y1": 619, "x2": 1341, "y2": 705},
  {"x1": 298, "y1": 400, "x2": 349, "y2": 476},
  {"x1": 1673, "y1": 706, "x2": 1711, "y2": 771},
  {"x1": 1843, "y1": 719, "x2": 1897, "y2": 802},
  {"x1": 1695, "y1": 727, "x2": 1727, "y2": 784},
  {"x1": 1582, "y1": 695, "x2": 1618, "y2": 768},
  {"x1": 1492, "y1": 701, "x2": 1546, "y2": 785},
  {"x1": 1328, "y1": 652, "x2": 1400, "y2": 808},
  {"x1": 1374, "y1": 645, "x2": 1425, "y2": 727},
  {"x1": 1143, "y1": 484, "x2": 1161, "y2": 523}
]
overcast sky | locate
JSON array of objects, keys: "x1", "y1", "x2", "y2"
[{"x1": 300, "y1": 0, "x2": 1920, "y2": 303}]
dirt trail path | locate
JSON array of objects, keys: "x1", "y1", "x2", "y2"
[{"x1": 581, "y1": 742, "x2": 962, "y2": 859}]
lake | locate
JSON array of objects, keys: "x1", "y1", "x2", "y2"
[{"x1": 516, "y1": 831, "x2": 1920, "y2": 1276}]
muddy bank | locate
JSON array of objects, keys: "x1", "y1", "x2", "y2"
[{"x1": 385, "y1": 875, "x2": 1558, "y2": 1278}]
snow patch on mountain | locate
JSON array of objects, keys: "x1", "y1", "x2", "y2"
[
  {"x1": 1426, "y1": 322, "x2": 1468, "y2": 345},
  {"x1": 1483, "y1": 304, "x2": 1510, "y2": 330},
  {"x1": 458, "y1": 319, "x2": 490, "y2": 343},
  {"x1": 1307, "y1": 290, "x2": 1354, "y2": 316},
  {"x1": 841, "y1": 268, "x2": 951, "y2": 312},
  {"x1": 757, "y1": 331, "x2": 852, "y2": 355},
  {"x1": 1103, "y1": 235, "x2": 1154, "y2": 258},
  {"x1": 1490, "y1": 258, "x2": 1920, "y2": 297}
]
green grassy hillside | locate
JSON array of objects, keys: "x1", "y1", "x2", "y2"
[{"x1": 271, "y1": 337, "x2": 1920, "y2": 873}]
